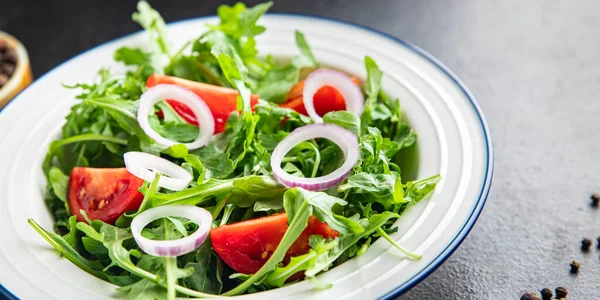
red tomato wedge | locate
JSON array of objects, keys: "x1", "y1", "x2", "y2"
[
  {"x1": 146, "y1": 74, "x2": 260, "y2": 133},
  {"x1": 67, "y1": 167, "x2": 145, "y2": 224},
  {"x1": 280, "y1": 77, "x2": 360, "y2": 116},
  {"x1": 210, "y1": 213, "x2": 339, "y2": 274}
]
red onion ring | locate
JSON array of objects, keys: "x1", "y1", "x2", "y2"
[
  {"x1": 124, "y1": 151, "x2": 192, "y2": 191},
  {"x1": 131, "y1": 205, "x2": 212, "y2": 257},
  {"x1": 303, "y1": 69, "x2": 364, "y2": 123},
  {"x1": 138, "y1": 84, "x2": 215, "y2": 150},
  {"x1": 270, "y1": 123, "x2": 359, "y2": 191}
]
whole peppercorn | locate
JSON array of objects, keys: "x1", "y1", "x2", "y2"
[
  {"x1": 592, "y1": 193, "x2": 600, "y2": 207},
  {"x1": 570, "y1": 260, "x2": 581, "y2": 273},
  {"x1": 555, "y1": 286, "x2": 568, "y2": 298},
  {"x1": 582, "y1": 237, "x2": 592, "y2": 251},
  {"x1": 520, "y1": 291, "x2": 541, "y2": 300},
  {"x1": 540, "y1": 288, "x2": 552, "y2": 300}
]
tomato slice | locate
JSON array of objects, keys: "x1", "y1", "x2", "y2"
[
  {"x1": 146, "y1": 74, "x2": 260, "y2": 133},
  {"x1": 67, "y1": 167, "x2": 145, "y2": 224},
  {"x1": 280, "y1": 77, "x2": 359, "y2": 116},
  {"x1": 210, "y1": 213, "x2": 338, "y2": 274}
]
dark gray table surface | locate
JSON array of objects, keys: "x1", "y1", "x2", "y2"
[{"x1": 2, "y1": 0, "x2": 599, "y2": 299}]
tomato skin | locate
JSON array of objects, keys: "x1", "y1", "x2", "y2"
[
  {"x1": 210, "y1": 213, "x2": 339, "y2": 275},
  {"x1": 146, "y1": 74, "x2": 260, "y2": 133},
  {"x1": 280, "y1": 77, "x2": 359, "y2": 116},
  {"x1": 67, "y1": 167, "x2": 145, "y2": 224}
]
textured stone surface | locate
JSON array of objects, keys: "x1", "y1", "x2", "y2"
[{"x1": 2, "y1": 0, "x2": 600, "y2": 299}]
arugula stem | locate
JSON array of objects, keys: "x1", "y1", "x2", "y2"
[
  {"x1": 220, "y1": 204, "x2": 235, "y2": 226},
  {"x1": 75, "y1": 144, "x2": 87, "y2": 166},
  {"x1": 106, "y1": 234, "x2": 222, "y2": 298},
  {"x1": 84, "y1": 99, "x2": 137, "y2": 119},
  {"x1": 163, "y1": 218, "x2": 176, "y2": 300},
  {"x1": 211, "y1": 192, "x2": 232, "y2": 220},
  {"x1": 281, "y1": 157, "x2": 299, "y2": 163},
  {"x1": 79, "y1": 210, "x2": 93, "y2": 224},
  {"x1": 127, "y1": 172, "x2": 162, "y2": 217},
  {"x1": 50, "y1": 134, "x2": 128, "y2": 153},
  {"x1": 307, "y1": 142, "x2": 321, "y2": 178},
  {"x1": 337, "y1": 183, "x2": 350, "y2": 192},
  {"x1": 151, "y1": 181, "x2": 234, "y2": 206},
  {"x1": 173, "y1": 41, "x2": 191, "y2": 58},
  {"x1": 376, "y1": 227, "x2": 422, "y2": 260},
  {"x1": 195, "y1": 60, "x2": 225, "y2": 86},
  {"x1": 240, "y1": 206, "x2": 255, "y2": 221}
]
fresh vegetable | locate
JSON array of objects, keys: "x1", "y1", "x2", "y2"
[
  {"x1": 271, "y1": 123, "x2": 359, "y2": 191},
  {"x1": 147, "y1": 74, "x2": 259, "y2": 133},
  {"x1": 124, "y1": 151, "x2": 192, "y2": 191},
  {"x1": 302, "y1": 69, "x2": 364, "y2": 123},
  {"x1": 210, "y1": 213, "x2": 338, "y2": 274},
  {"x1": 131, "y1": 205, "x2": 212, "y2": 257},
  {"x1": 31, "y1": 1, "x2": 439, "y2": 298},
  {"x1": 67, "y1": 167, "x2": 145, "y2": 224},
  {"x1": 281, "y1": 77, "x2": 359, "y2": 116},
  {"x1": 138, "y1": 84, "x2": 215, "y2": 149}
]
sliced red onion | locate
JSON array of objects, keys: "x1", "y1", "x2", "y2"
[
  {"x1": 131, "y1": 205, "x2": 212, "y2": 257},
  {"x1": 138, "y1": 84, "x2": 214, "y2": 150},
  {"x1": 303, "y1": 69, "x2": 364, "y2": 123},
  {"x1": 270, "y1": 123, "x2": 359, "y2": 191},
  {"x1": 124, "y1": 151, "x2": 192, "y2": 191}
]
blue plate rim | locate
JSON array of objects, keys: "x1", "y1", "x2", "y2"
[{"x1": 0, "y1": 12, "x2": 493, "y2": 300}]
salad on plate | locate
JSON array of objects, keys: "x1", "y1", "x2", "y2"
[{"x1": 29, "y1": 1, "x2": 441, "y2": 298}]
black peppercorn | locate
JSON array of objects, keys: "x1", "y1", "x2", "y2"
[
  {"x1": 555, "y1": 286, "x2": 568, "y2": 298},
  {"x1": 592, "y1": 193, "x2": 600, "y2": 207},
  {"x1": 570, "y1": 260, "x2": 580, "y2": 273},
  {"x1": 520, "y1": 291, "x2": 541, "y2": 300},
  {"x1": 582, "y1": 237, "x2": 592, "y2": 251},
  {"x1": 540, "y1": 288, "x2": 552, "y2": 300}
]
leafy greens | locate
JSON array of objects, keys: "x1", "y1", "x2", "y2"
[{"x1": 33, "y1": 1, "x2": 440, "y2": 298}]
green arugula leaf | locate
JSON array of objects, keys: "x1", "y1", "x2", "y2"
[
  {"x1": 403, "y1": 175, "x2": 441, "y2": 204},
  {"x1": 322, "y1": 111, "x2": 361, "y2": 136},
  {"x1": 162, "y1": 144, "x2": 206, "y2": 182},
  {"x1": 291, "y1": 188, "x2": 363, "y2": 235},
  {"x1": 48, "y1": 167, "x2": 69, "y2": 203},
  {"x1": 193, "y1": 144, "x2": 235, "y2": 179},
  {"x1": 364, "y1": 56, "x2": 383, "y2": 101},
  {"x1": 255, "y1": 31, "x2": 318, "y2": 104},
  {"x1": 262, "y1": 248, "x2": 317, "y2": 287},
  {"x1": 132, "y1": 1, "x2": 170, "y2": 55},
  {"x1": 115, "y1": 47, "x2": 153, "y2": 67},
  {"x1": 212, "y1": 2, "x2": 273, "y2": 39},
  {"x1": 304, "y1": 211, "x2": 399, "y2": 277},
  {"x1": 28, "y1": 219, "x2": 109, "y2": 280},
  {"x1": 292, "y1": 30, "x2": 318, "y2": 68},
  {"x1": 183, "y1": 240, "x2": 224, "y2": 294},
  {"x1": 148, "y1": 115, "x2": 199, "y2": 143},
  {"x1": 340, "y1": 172, "x2": 396, "y2": 200}
]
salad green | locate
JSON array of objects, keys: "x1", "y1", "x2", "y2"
[{"x1": 31, "y1": 1, "x2": 441, "y2": 298}]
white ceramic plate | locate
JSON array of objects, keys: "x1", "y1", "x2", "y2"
[{"x1": 0, "y1": 14, "x2": 493, "y2": 300}]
